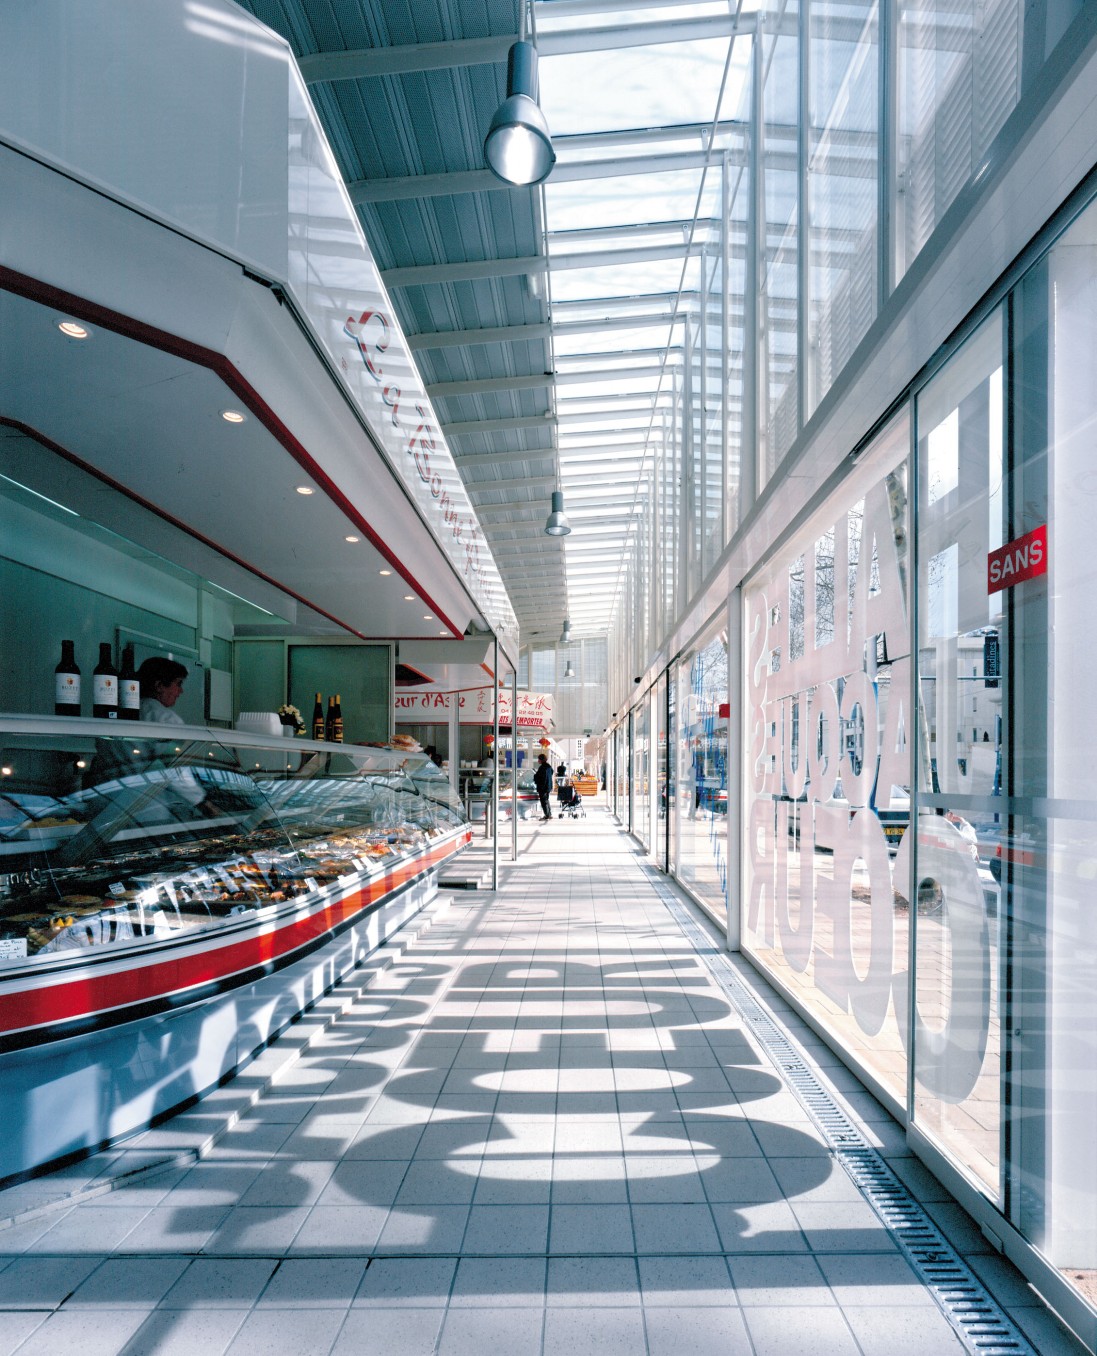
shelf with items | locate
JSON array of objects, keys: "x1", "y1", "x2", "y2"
[{"x1": 0, "y1": 716, "x2": 471, "y2": 1046}]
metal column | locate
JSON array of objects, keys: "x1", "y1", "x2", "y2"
[
  {"x1": 511, "y1": 665, "x2": 518, "y2": 862},
  {"x1": 491, "y1": 635, "x2": 499, "y2": 891}
]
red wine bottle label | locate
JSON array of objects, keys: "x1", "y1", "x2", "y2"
[
  {"x1": 93, "y1": 675, "x2": 117, "y2": 705},
  {"x1": 120, "y1": 679, "x2": 141, "y2": 710},
  {"x1": 55, "y1": 674, "x2": 81, "y2": 705}
]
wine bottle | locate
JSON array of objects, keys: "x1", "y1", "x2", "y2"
[
  {"x1": 311, "y1": 691, "x2": 325, "y2": 741},
  {"x1": 54, "y1": 640, "x2": 81, "y2": 716},
  {"x1": 92, "y1": 642, "x2": 118, "y2": 719},
  {"x1": 331, "y1": 693, "x2": 343, "y2": 743},
  {"x1": 324, "y1": 695, "x2": 336, "y2": 742},
  {"x1": 119, "y1": 644, "x2": 140, "y2": 720}
]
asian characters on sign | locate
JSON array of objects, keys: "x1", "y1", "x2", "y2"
[{"x1": 744, "y1": 464, "x2": 990, "y2": 1104}]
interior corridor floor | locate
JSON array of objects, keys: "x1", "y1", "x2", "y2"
[{"x1": 0, "y1": 805, "x2": 1085, "y2": 1356}]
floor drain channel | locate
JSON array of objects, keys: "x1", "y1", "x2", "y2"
[{"x1": 649, "y1": 877, "x2": 1037, "y2": 1356}]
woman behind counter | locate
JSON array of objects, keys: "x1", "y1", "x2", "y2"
[{"x1": 137, "y1": 656, "x2": 188, "y2": 725}]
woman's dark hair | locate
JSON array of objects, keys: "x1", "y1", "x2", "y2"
[{"x1": 137, "y1": 656, "x2": 188, "y2": 698}]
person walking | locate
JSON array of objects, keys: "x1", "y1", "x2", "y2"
[{"x1": 534, "y1": 753, "x2": 554, "y2": 820}]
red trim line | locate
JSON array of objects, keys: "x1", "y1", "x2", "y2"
[
  {"x1": 0, "y1": 833, "x2": 470, "y2": 1038},
  {"x1": 0, "y1": 263, "x2": 466, "y2": 638}
]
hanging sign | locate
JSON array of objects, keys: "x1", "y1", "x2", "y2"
[
  {"x1": 987, "y1": 525, "x2": 1047, "y2": 595},
  {"x1": 394, "y1": 689, "x2": 554, "y2": 730}
]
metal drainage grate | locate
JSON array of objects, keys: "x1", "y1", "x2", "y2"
[{"x1": 650, "y1": 876, "x2": 1037, "y2": 1356}]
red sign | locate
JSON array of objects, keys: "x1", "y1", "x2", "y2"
[{"x1": 988, "y1": 525, "x2": 1047, "y2": 595}]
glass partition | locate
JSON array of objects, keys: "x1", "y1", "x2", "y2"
[
  {"x1": 743, "y1": 413, "x2": 910, "y2": 1104},
  {"x1": 675, "y1": 624, "x2": 729, "y2": 923},
  {"x1": 0, "y1": 718, "x2": 465, "y2": 967}
]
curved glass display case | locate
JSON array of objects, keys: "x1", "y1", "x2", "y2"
[{"x1": 0, "y1": 716, "x2": 471, "y2": 1049}]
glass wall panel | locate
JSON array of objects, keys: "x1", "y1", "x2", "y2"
[
  {"x1": 763, "y1": 7, "x2": 800, "y2": 478},
  {"x1": 895, "y1": 0, "x2": 1022, "y2": 283},
  {"x1": 808, "y1": 0, "x2": 879, "y2": 413},
  {"x1": 633, "y1": 695, "x2": 651, "y2": 850},
  {"x1": 656, "y1": 671, "x2": 669, "y2": 870},
  {"x1": 913, "y1": 310, "x2": 1004, "y2": 1198},
  {"x1": 676, "y1": 622, "x2": 729, "y2": 923},
  {"x1": 744, "y1": 414, "x2": 910, "y2": 1103},
  {"x1": 912, "y1": 204, "x2": 1097, "y2": 1300}
]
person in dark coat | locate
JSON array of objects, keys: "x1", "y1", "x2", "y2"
[{"x1": 534, "y1": 754, "x2": 553, "y2": 820}]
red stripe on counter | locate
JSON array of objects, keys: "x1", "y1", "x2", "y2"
[{"x1": 0, "y1": 832, "x2": 470, "y2": 1038}]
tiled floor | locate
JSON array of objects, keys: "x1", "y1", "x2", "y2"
[{"x1": 0, "y1": 806, "x2": 1086, "y2": 1355}]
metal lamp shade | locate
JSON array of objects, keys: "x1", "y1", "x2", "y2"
[
  {"x1": 544, "y1": 489, "x2": 571, "y2": 536},
  {"x1": 484, "y1": 42, "x2": 556, "y2": 186}
]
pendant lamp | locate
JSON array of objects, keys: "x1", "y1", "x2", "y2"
[
  {"x1": 544, "y1": 489, "x2": 571, "y2": 537},
  {"x1": 484, "y1": 42, "x2": 556, "y2": 187},
  {"x1": 563, "y1": 660, "x2": 575, "y2": 679}
]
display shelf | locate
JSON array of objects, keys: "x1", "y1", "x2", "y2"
[{"x1": 0, "y1": 716, "x2": 471, "y2": 1050}]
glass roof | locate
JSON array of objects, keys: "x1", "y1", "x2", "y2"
[{"x1": 535, "y1": 0, "x2": 750, "y2": 633}]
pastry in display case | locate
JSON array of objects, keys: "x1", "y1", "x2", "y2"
[{"x1": 0, "y1": 716, "x2": 472, "y2": 1050}]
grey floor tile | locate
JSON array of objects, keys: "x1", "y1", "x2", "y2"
[
  {"x1": 712, "y1": 1199, "x2": 808, "y2": 1252},
  {"x1": 121, "y1": 1205, "x2": 232, "y2": 1254},
  {"x1": 1007, "y1": 1302, "x2": 1091, "y2": 1355},
  {"x1": 255, "y1": 1258, "x2": 367, "y2": 1308},
  {"x1": 461, "y1": 1203, "x2": 549, "y2": 1254},
  {"x1": 472, "y1": 1160, "x2": 551, "y2": 1204},
  {"x1": 644, "y1": 1305, "x2": 752, "y2": 1354},
  {"x1": 352, "y1": 1256, "x2": 456, "y2": 1307},
  {"x1": 64, "y1": 1256, "x2": 191, "y2": 1309},
  {"x1": 549, "y1": 1204, "x2": 634, "y2": 1254},
  {"x1": 289, "y1": 1205, "x2": 389, "y2": 1253},
  {"x1": 237, "y1": 1160, "x2": 336, "y2": 1208},
  {"x1": 161, "y1": 1257, "x2": 278, "y2": 1309},
  {"x1": 204, "y1": 1206, "x2": 312, "y2": 1255},
  {"x1": 449, "y1": 1257, "x2": 546, "y2": 1307},
  {"x1": 631, "y1": 1202, "x2": 722, "y2": 1253},
  {"x1": 345, "y1": 1123, "x2": 426, "y2": 1160},
  {"x1": 0, "y1": 1254, "x2": 101, "y2": 1309},
  {"x1": 547, "y1": 1256, "x2": 640, "y2": 1306},
  {"x1": 9, "y1": 1308, "x2": 149, "y2": 1355},
  {"x1": 375, "y1": 1204, "x2": 470, "y2": 1253},
  {"x1": 625, "y1": 1156, "x2": 707, "y2": 1203},
  {"x1": 790, "y1": 1200, "x2": 897, "y2": 1251},
  {"x1": 815, "y1": 1253, "x2": 939, "y2": 1307},
  {"x1": 542, "y1": 1305, "x2": 647, "y2": 1356},
  {"x1": 25, "y1": 1205, "x2": 152, "y2": 1255},
  {"x1": 393, "y1": 1161, "x2": 478, "y2": 1207},
  {"x1": 637, "y1": 1255, "x2": 736, "y2": 1307},
  {"x1": 841, "y1": 1304, "x2": 968, "y2": 1353},
  {"x1": 317, "y1": 1158, "x2": 410, "y2": 1208},
  {"x1": 224, "y1": 1305, "x2": 346, "y2": 1355},
  {"x1": 437, "y1": 1305, "x2": 544, "y2": 1355},
  {"x1": 743, "y1": 1306, "x2": 861, "y2": 1356},
  {"x1": 0, "y1": 1310, "x2": 48, "y2": 1354},
  {"x1": 125, "y1": 1307, "x2": 248, "y2": 1356},
  {"x1": 727, "y1": 1253, "x2": 834, "y2": 1305},
  {"x1": 332, "y1": 1305, "x2": 444, "y2": 1354}
]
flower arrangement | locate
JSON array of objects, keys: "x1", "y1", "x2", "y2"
[
  {"x1": 278, "y1": 703, "x2": 304, "y2": 733},
  {"x1": 484, "y1": 733, "x2": 495, "y2": 746}
]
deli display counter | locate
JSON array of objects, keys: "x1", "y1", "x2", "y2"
[
  {"x1": 0, "y1": 714, "x2": 472, "y2": 1182},
  {"x1": 0, "y1": 715, "x2": 471, "y2": 1050}
]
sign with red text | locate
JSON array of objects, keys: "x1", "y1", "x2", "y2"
[
  {"x1": 988, "y1": 525, "x2": 1047, "y2": 594},
  {"x1": 395, "y1": 689, "x2": 554, "y2": 730}
]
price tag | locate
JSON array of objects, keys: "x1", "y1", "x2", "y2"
[
  {"x1": 0, "y1": 939, "x2": 28, "y2": 960},
  {"x1": 109, "y1": 882, "x2": 127, "y2": 897},
  {"x1": 305, "y1": 877, "x2": 319, "y2": 893}
]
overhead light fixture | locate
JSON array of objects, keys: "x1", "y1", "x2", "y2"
[
  {"x1": 484, "y1": 41, "x2": 556, "y2": 187},
  {"x1": 379, "y1": 569, "x2": 392, "y2": 576},
  {"x1": 544, "y1": 489, "x2": 571, "y2": 537},
  {"x1": 345, "y1": 535, "x2": 360, "y2": 543},
  {"x1": 220, "y1": 409, "x2": 246, "y2": 424},
  {"x1": 295, "y1": 486, "x2": 314, "y2": 496},
  {"x1": 57, "y1": 320, "x2": 90, "y2": 339},
  {"x1": 560, "y1": 618, "x2": 571, "y2": 644},
  {"x1": 563, "y1": 660, "x2": 575, "y2": 679}
]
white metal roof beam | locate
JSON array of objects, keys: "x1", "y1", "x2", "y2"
[
  {"x1": 301, "y1": 16, "x2": 747, "y2": 86},
  {"x1": 444, "y1": 415, "x2": 554, "y2": 436},
  {"x1": 381, "y1": 241, "x2": 710, "y2": 289},
  {"x1": 409, "y1": 322, "x2": 551, "y2": 351},
  {"x1": 427, "y1": 374, "x2": 554, "y2": 398}
]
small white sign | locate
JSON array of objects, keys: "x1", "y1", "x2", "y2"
[{"x1": 0, "y1": 939, "x2": 28, "y2": 961}]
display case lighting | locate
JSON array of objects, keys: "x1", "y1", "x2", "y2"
[{"x1": 57, "y1": 320, "x2": 90, "y2": 339}]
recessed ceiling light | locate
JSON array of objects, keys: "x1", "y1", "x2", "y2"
[
  {"x1": 57, "y1": 320, "x2": 89, "y2": 339},
  {"x1": 345, "y1": 535, "x2": 360, "y2": 543},
  {"x1": 404, "y1": 595, "x2": 414, "y2": 601},
  {"x1": 295, "y1": 486, "x2": 314, "y2": 496},
  {"x1": 220, "y1": 409, "x2": 246, "y2": 424},
  {"x1": 379, "y1": 569, "x2": 392, "y2": 576},
  {"x1": 438, "y1": 630, "x2": 447, "y2": 636},
  {"x1": 423, "y1": 615, "x2": 433, "y2": 621}
]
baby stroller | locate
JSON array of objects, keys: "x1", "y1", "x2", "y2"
[{"x1": 556, "y1": 779, "x2": 586, "y2": 819}]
